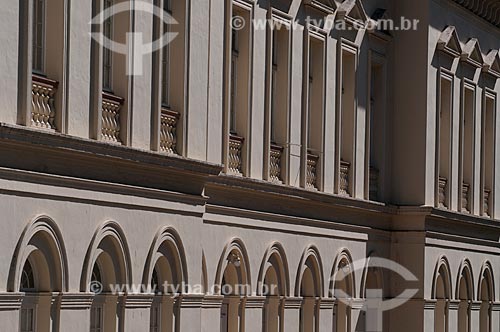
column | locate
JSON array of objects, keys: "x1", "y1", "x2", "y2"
[
  {"x1": 447, "y1": 300, "x2": 459, "y2": 332},
  {"x1": 122, "y1": 293, "x2": 153, "y2": 332},
  {"x1": 283, "y1": 297, "x2": 302, "y2": 332},
  {"x1": 244, "y1": 296, "x2": 266, "y2": 331},
  {"x1": 318, "y1": 298, "x2": 334, "y2": 331},
  {"x1": 59, "y1": 293, "x2": 93, "y2": 332},
  {"x1": 178, "y1": 294, "x2": 204, "y2": 331},
  {"x1": 201, "y1": 295, "x2": 223, "y2": 332},
  {"x1": 0, "y1": 293, "x2": 22, "y2": 332}
]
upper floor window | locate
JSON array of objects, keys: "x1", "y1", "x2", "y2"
[
  {"x1": 102, "y1": 0, "x2": 114, "y2": 92},
  {"x1": 230, "y1": 27, "x2": 239, "y2": 134},
  {"x1": 32, "y1": 0, "x2": 45, "y2": 74},
  {"x1": 161, "y1": 0, "x2": 172, "y2": 107}
]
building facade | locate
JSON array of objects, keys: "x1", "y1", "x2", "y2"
[{"x1": 0, "y1": 0, "x2": 499, "y2": 331}]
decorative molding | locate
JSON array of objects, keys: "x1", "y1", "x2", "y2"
[
  {"x1": 283, "y1": 297, "x2": 303, "y2": 309},
  {"x1": 60, "y1": 293, "x2": 94, "y2": 310},
  {"x1": 244, "y1": 296, "x2": 266, "y2": 309},
  {"x1": 460, "y1": 38, "x2": 484, "y2": 68},
  {"x1": 123, "y1": 293, "x2": 154, "y2": 309},
  {"x1": 469, "y1": 301, "x2": 482, "y2": 311},
  {"x1": 201, "y1": 295, "x2": 224, "y2": 308},
  {"x1": 483, "y1": 50, "x2": 500, "y2": 78},
  {"x1": 448, "y1": 300, "x2": 460, "y2": 310},
  {"x1": 424, "y1": 299, "x2": 437, "y2": 310},
  {"x1": 450, "y1": 0, "x2": 500, "y2": 28},
  {"x1": 0, "y1": 293, "x2": 23, "y2": 310},
  {"x1": 179, "y1": 294, "x2": 204, "y2": 308},
  {"x1": 319, "y1": 298, "x2": 335, "y2": 309},
  {"x1": 436, "y1": 26, "x2": 462, "y2": 58}
]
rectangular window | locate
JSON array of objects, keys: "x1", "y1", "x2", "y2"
[
  {"x1": 102, "y1": 0, "x2": 113, "y2": 91},
  {"x1": 438, "y1": 75, "x2": 453, "y2": 207},
  {"x1": 230, "y1": 27, "x2": 239, "y2": 134},
  {"x1": 307, "y1": 37, "x2": 324, "y2": 152},
  {"x1": 20, "y1": 307, "x2": 35, "y2": 332},
  {"x1": 270, "y1": 29, "x2": 278, "y2": 143},
  {"x1": 90, "y1": 306, "x2": 103, "y2": 332},
  {"x1": 483, "y1": 94, "x2": 496, "y2": 217},
  {"x1": 32, "y1": 0, "x2": 45, "y2": 73},
  {"x1": 161, "y1": 0, "x2": 172, "y2": 107},
  {"x1": 462, "y1": 85, "x2": 475, "y2": 213}
]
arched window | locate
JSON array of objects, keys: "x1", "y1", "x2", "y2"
[
  {"x1": 433, "y1": 259, "x2": 451, "y2": 332},
  {"x1": 332, "y1": 254, "x2": 355, "y2": 332},
  {"x1": 456, "y1": 262, "x2": 473, "y2": 332},
  {"x1": 216, "y1": 240, "x2": 251, "y2": 332},
  {"x1": 90, "y1": 264, "x2": 104, "y2": 332},
  {"x1": 479, "y1": 264, "x2": 494, "y2": 332},
  {"x1": 144, "y1": 229, "x2": 186, "y2": 332},
  {"x1": 14, "y1": 219, "x2": 67, "y2": 332},
  {"x1": 20, "y1": 260, "x2": 36, "y2": 332},
  {"x1": 259, "y1": 244, "x2": 289, "y2": 332},
  {"x1": 296, "y1": 247, "x2": 323, "y2": 332},
  {"x1": 84, "y1": 223, "x2": 131, "y2": 332}
]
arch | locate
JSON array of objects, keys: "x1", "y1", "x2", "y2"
[
  {"x1": 142, "y1": 227, "x2": 188, "y2": 294},
  {"x1": 330, "y1": 248, "x2": 355, "y2": 298},
  {"x1": 360, "y1": 253, "x2": 384, "y2": 299},
  {"x1": 478, "y1": 261, "x2": 495, "y2": 302},
  {"x1": 214, "y1": 238, "x2": 252, "y2": 295},
  {"x1": 432, "y1": 256, "x2": 452, "y2": 300},
  {"x1": 8, "y1": 215, "x2": 68, "y2": 292},
  {"x1": 257, "y1": 242, "x2": 290, "y2": 296},
  {"x1": 456, "y1": 259, "x2": 474, "y2": 301},
  {"x1": 295, "y1": 245, "x2": 324, "y2": 298},
  {"x1": 80, "y1": 221, "x2": 132, "y2": 292}
]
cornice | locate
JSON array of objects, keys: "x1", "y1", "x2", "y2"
[
  {"x1": 450, "y1": 0, "x2": 500, "y2": 28},
  {"x1": 0, "y1": 123, "x2": 221, "y2": 197}
]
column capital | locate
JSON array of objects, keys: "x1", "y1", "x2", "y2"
[
  {"x1": 179, "y1": 294, "x2": 205, "y2": 308},
  {"x1": 447, "y1": 300, "x2": 460, "y2": 310},
  {"x1": 244, "y1": 296, "x2": 266, "y2": 308},
  {"x1": 283, "y1": 296, "x2": 303, "y2": 309},
  {"x1": 0, "y1": 293, "x2": 23, "y2": 310},
  {"x1": 202, "y1": 295, "x2": 224, "y2": 308},
  {"x1": 123, "y1": 293, "x2": 153, "y2": 309},
  {"x1": 424, "y1": 299, "x2": 437, "y2": 310},
  {"x1": 469, "y1": 301, "x2": 482, "y2": 311},
  {"x1": 319, "y1": 297, "x2": 336, "y2": 309},
  {"x1": 60, "y1": 293, "x2": 94, "y2": 310},
  {"x1": 491, "y1": 302, "x2": 500, "y2": 311}
]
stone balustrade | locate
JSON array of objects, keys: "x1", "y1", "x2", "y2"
[
  {"x1": 31, "y1": 74, "x2": 58, "y2": 130},
  {"x1": 228, "y1": 134, "x2": 244, "y2": 176},
  {"x1": 462, "y1": 182, "x2": 470, "y2": 213},
  {"x1": 438, "y1": 177, "x2": 447, "y2": 208},
  {"x1": 483, "y1": 189, "x2": 491, "y2": 217},
  {"x1": 101, "y1": 92, "x2": 124, "y2": 143},
  {"x1": 340, "y1": 160, "x2": 350, "y2": 196},
  {"x1": 269, "y1": 144, "x2": 284, "y2": 183},
  {"x1": 160, "y1": 108, "x2": 180, "y2": 154},
  {"x1": 306, "y1": 153, "x2": 319, "y2": 190}
]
